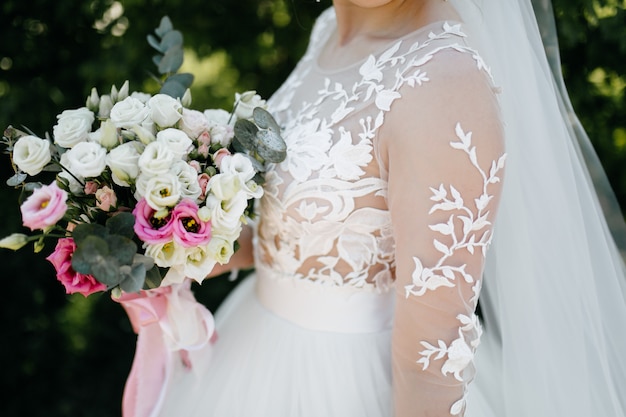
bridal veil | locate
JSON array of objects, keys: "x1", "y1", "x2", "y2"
[{"x1": 447, "y1": 0, "x2": 626, "y2": 416}]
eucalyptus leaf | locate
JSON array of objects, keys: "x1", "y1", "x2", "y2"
[
  {"x1": 147, "y1": 34, "x2": 164, "y2": 53},
  {"x1": 233, "y1": 119, "x2": 259, "y2": 150},
  {"x1": 230, "y1": 136, "x2": 246, "y2": 154},
  {"x1": 72, "y1": 223, "x2": 108, "y2": 245},
  {"x1": 119, "y1": 264, "x2": 146, "y2": 293},
  {"x1": 242, "y1": 153, "x2": 266, "y2": 173},
  {"x1": 71, "y1": 235, "x2": 110, "y2": 274},
  {"x1": 253, "y1": 107, "x2": 281, "y2": 131},
  {"x1": 106, "y1": 212, "x2": 136, "y2": 239},
  {"x1": 6, "y1": 172, "x2": 27, "y2": 187},
  {"x1": 91, "y1": 258, "x2": 121, "y2": 286},
  {"x1": 158, "y1": 45, "x2": 184, "y2": 74},
  {"x1": 160, "y1": 78, "x2": 187, "y2": 99},
  {"x1": 255, "y1": 130, "x2": 287, "y2": 163},
  {"x1": 23, "y1": 182, "x2": 43, "y2": 192},
  {"x1": 106, "y1": 235, "x2": 137, "y2": 266},
  {"x1": 133, "y1": 254, "x2": 155, "y2": 271},
  {"x1": 160, "y1": 30, "x2": 184, "y2": 52},
  {"x1": 166, "y1": 73, "x2": 194, "y2": 90},
  {"x1": 154, "y1": 16, "x2": 173, "y2": 38},
  {"x1": 143, "y1": 266, "x2": 163, "y2": 289},
  {"x1": 152, "y1": 54, "x2": 162, "y2": 68}
]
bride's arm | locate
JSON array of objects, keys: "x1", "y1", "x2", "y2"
[
  {"x1": 204, "y1": 225, "x2": 255, "y2": 279},
  {"x1": 379, "y1": 50, "x2": 505, "y2": 417}
]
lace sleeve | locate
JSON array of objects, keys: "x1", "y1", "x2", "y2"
[{"x1": 380, "y1": 50, "x2": 505, "y2": 416}]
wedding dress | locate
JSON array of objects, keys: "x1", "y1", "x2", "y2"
[{"x1": 121, "y1": 3, "x2": 626, "y2": 417}]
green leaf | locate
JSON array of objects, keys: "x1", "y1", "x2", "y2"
[
  {"x1": 6, "y1": 172, "x2": 27, "y2": 187},
  {"x1": 119, "y1": 264, "x2": 146, "y2": 293},
  {"x1": 253, "y1": 107, "x2": 281, "y2": 131},
  {"x1": 147, "y1": 34, "x2": 164, "y2": 53},
  {"x1": 158, "y1": 45, "x2": 184, "y2": 74},
  {"x1": 91, "y1": 258, "x2": 121, "y2": 286},
  {"x1": 143, "y1": 266, "x2": 163, "y2": 290},
  {"x1": 255, "y1": 130, "x2": 287, "y2": 163},
  {"x1": 160, "y1": 78, "x2": 187, "y2": 99},
  {"x1": 152, "y1": 54, "x2": 162, "y2": 68},
  {"x1": 71, "y1": 235, "x2": 109, "y2": 274},
  {"x1": 166, "y1": 73, "x2": 194, "y2": 89},
  {"x1": 106, "y1": 235, "x2": 137, "y2": 266},
  {"x1": 106, "y1": 212, "x2": 135, "y2": 239},
  {"x1": 233, "y1": 119, "x2": 259, "y2": 151},
  {"x1": 160, "y1": 30, "x2": 183, "y2": 52},
  {"x1": 154, "y1": 16, "x2": 173, "y2": 38},
  {"x1": 72, "y1": 223, "x2": 108, "y2": 245}
]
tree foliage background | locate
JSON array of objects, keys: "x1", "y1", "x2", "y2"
[{"x1": 0, "y1": 1, "x2": 624, "y2": 416}]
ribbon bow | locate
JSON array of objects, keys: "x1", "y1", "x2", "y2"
[{"x1": 115, "y1": 280, "x2": 216, "y2": 417}]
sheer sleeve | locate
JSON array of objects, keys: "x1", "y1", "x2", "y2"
[{"x1": 379, "y1": 50, "x2": 505, "y2": 416}]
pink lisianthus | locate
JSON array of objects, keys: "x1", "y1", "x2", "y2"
[
  {"x1": 132, "y1": 198, "x2": 174, "y2": 244},
  {"x1": 95, "y1": 186, "x2": 117, "y2": 211},
  {"x1": 171, "y1": 199, "x2": 211, "y2": 247},
  {"x1": 197, "y1": 173, "x2": 211, "y2": 201},
  {"x1": 20, "y1": 182, "x2": 68, "y2": 231},
  {"x1": 46, "y1": 238, "x2": 107, "y2": 296},
  {"x1": 212, "y1": 148, "x2": 231, "y2": 170}
]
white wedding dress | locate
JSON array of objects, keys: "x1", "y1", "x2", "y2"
[
  {"x1": 153, "y1": 9, "x2": 505, "y2": 417},
  {"x1": 124, "y1": 4, "x2": 626, "y2": 417}
]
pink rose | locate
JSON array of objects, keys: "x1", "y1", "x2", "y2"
[
  {"x1": 46, "y1": 238, "x2": 107, "y2": 296},
  {"x1": 212, "y1": 148, "x2": 231, "y2": 170},
  {"x1": 132, "y1": 198, "x2": 174, "y2": 244},
  {"x1": 197, "y1": 131, "x2": 211, "y2": 145},
  {"x1": 84, "y1": 181, "x2": 98, "y2": 195},
  {"x1": 197, "y1": 173, "x2": 211, "y2": 201},
  {"x1": 95, "y1": 186, "x2": 117, "y2": 211},
  {"x1": 21, "y1": 182, "x2": 68, "y2": 231},
  {"x1": 197, "y1": 143, "x2": 210, "y2": 159},
  {"x1": 171, "y1": 199, "x2": 211, "y2": 247}
]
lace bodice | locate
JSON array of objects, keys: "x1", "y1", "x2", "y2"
[{"x1": 256, "y1": 9, "x2": 505, "y2": 417}]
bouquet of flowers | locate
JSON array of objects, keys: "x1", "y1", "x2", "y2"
[{"x1": 0, "y1": 17, "x2": 285, "y2": 298}]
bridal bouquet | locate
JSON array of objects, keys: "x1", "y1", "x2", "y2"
[{"x1": 0, "y1": 18, "x2": 285, "y2": 298}]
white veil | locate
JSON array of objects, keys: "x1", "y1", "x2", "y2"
[{"x1": 447, "y1": 0, "x2": 626, "y2": 416}]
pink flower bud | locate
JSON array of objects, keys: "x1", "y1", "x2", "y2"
[
  {"x1": 95, "y1": 186, "x2": 117, "y2": 212},
  {"x1": 212, "y1": 148, "x2": 232, "y2": 170},
  {"x1": 84, "y1": 181, "x2": 99, "y2": 195}
]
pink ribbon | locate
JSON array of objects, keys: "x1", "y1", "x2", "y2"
[{"x1": 115, "y1": 280, "x2": 216, "y2": 417}]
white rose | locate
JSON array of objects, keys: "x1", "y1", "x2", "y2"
[
  {"x1": 130, "y1": 91, "x2": 151, "y2": 104},
  {"x1": 207, "y1": 173, "x2": 241, "y2": 201},
  {"x1": 130, "y1": 124, "x2": 156, "y2": 145},
  {"x1": 234, "y1": 90, "x2": 266, "y2": 120},
  {"x1": 58, "y1": 152, "x2": 84, "y2": 194},
  {"x1": 12, "y1": 135, "x2": 52, "y2": 176},
  {"x1": 107, "y1": 141, "x2": 143, "y2": 187},
  {"x1": 138, "y1": 141, "x2": 176, "y2": 176},
  {"x1": 88, "y1": 119, "x2": 119, "y2": 149},
  {"x1": 205, "y1": 234, "x2": 235, "y2": 265},
  {"x1": 203, "y1": 109, "x2": 231, "y2": 125},
  {"x1": 109, "y1": 97, "x2": 150, "y2": 129},
  {"x1": 148, "y1": 94, "x2": 183, "y2": 128},
  {"x1": 181, "y1": 109, "x2": 210, "y2": 139},
  {"x1": 204, "y1": 192, "x2": 247, "y2": 231},
  {"x1": 140, "y1": 171, "x2": 181, "y2": 210},
  {"x1": 220, "y1": 153, "x2": 256, "y2": 182},
  {"x1": 53, "y1": 107, "x2": 95, "y2": 148},
  {"x1": 144, "y1": 241, "x2": 186, "y2": 268},
  {"x1": 156, "y1": 128, "x2": 192, "y2": 159},
  {"x1": 183, "y1": 245, "x2": 217, "y2": 284},
  {"x1": 64, "y1": 141, "x2": 107, "y2": 178},
  {"x1": 171, "y1": 161, "x2": 202, "y2": 201}
]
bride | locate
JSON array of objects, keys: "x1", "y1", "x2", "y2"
[{"x1": 119, "y1": 0, "x2": 626, "y2": 416}]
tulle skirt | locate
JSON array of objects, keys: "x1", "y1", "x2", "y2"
[{"x1": 156, "y1": 275, "x2": 394, "y2": 417}]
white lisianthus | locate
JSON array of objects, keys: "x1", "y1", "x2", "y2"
[
  {"x1": 220, "y1": 153, "x2": 256, "y2": 182},
  {"x1": 181, "y1": 109, "x2": 210, "y2": 139},
  {"x1": 0, "y1": 233, "x2": 29, "y2": 250},
  {"x1": 89, "y1": 119, "x2": 119, "y2": 149},
  {"x1": 156, "y1": 128, "x2": 192, "y2": 159},
  {"x1": 148, "y1": 94, "x2": 183, "y2": 128},
  {"x1": 130, "y1": 91, "x2": 151, "y2": 104},
  {"x1": 161, "y1": 265, "x2": 186, "y2": 286},
  {"x1": 241, "y1": 179, "x2": 264, "y2": 199},
  {"x1": 12, "y1": 135, "x2": 52, "y2": 176},
  {"x1": 207, "y1": 173, "x2": 241, "y2": 201},
  {"x1": 209, "y1": 124, "x2": 234, "y2": 147},
  {"x1": 171, "y1": 160, "x2": 202, "y2": 201},
  {"x1": 183, "y1": 245, "x2": 217, "y2": 284},
  {"x1": 53, "y1": 107, "x2": 95, "y2": 148},
  {"x1": 140, "y1": 171, "x2": 181, "y2": 210},
  {"x1": 138, "y1": 141, "x2": 176, "y2": 176},
  {"x1": 144, "y1": 241, "x2": 186, "y2": 268},
  {"x1": 64, "y1": 141, "x2": 107, "y2": 178},
  {"x1": 107, "y1": 141, "x2": 143, "y2": 186},
  {"x1": 109, "y1": 97, "x2": 150, "y2": 129},
  {"x1": 211, "y1": 224, "x2": 242, "y2": 246},
  {"x1": 203, "y1": 109, "x2": 231, "y2": 125},
  {"x1": 204, "y1": 192, "x2": 248, "y2": 231},
  {"x1": 130, "y1": 124, "x2": 156, "y2": 145},
  {"x1": 205, "y1": 234, "x2": 235, "y2": 265},
  {"x1": 98, "y1": 95, "x2": 114, "y2": 119},
  {"x1": 58, "y1": 152, "x2": 84, "y2": 194},
  {"x1": 234, "y1": 90, "x2": 266, "y2": 120}
]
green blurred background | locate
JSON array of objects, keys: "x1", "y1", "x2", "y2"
[{"x1": 0, "y1": 1, "x2": 624, "y2": 416}]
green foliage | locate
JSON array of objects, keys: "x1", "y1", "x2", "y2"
[{"x1": 234, "y1": 108, "x2": 287, "y2": 164}]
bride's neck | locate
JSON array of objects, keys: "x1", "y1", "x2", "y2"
[{"x1": 331, "y1": 0, "x2": 458, "y2": 46}]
